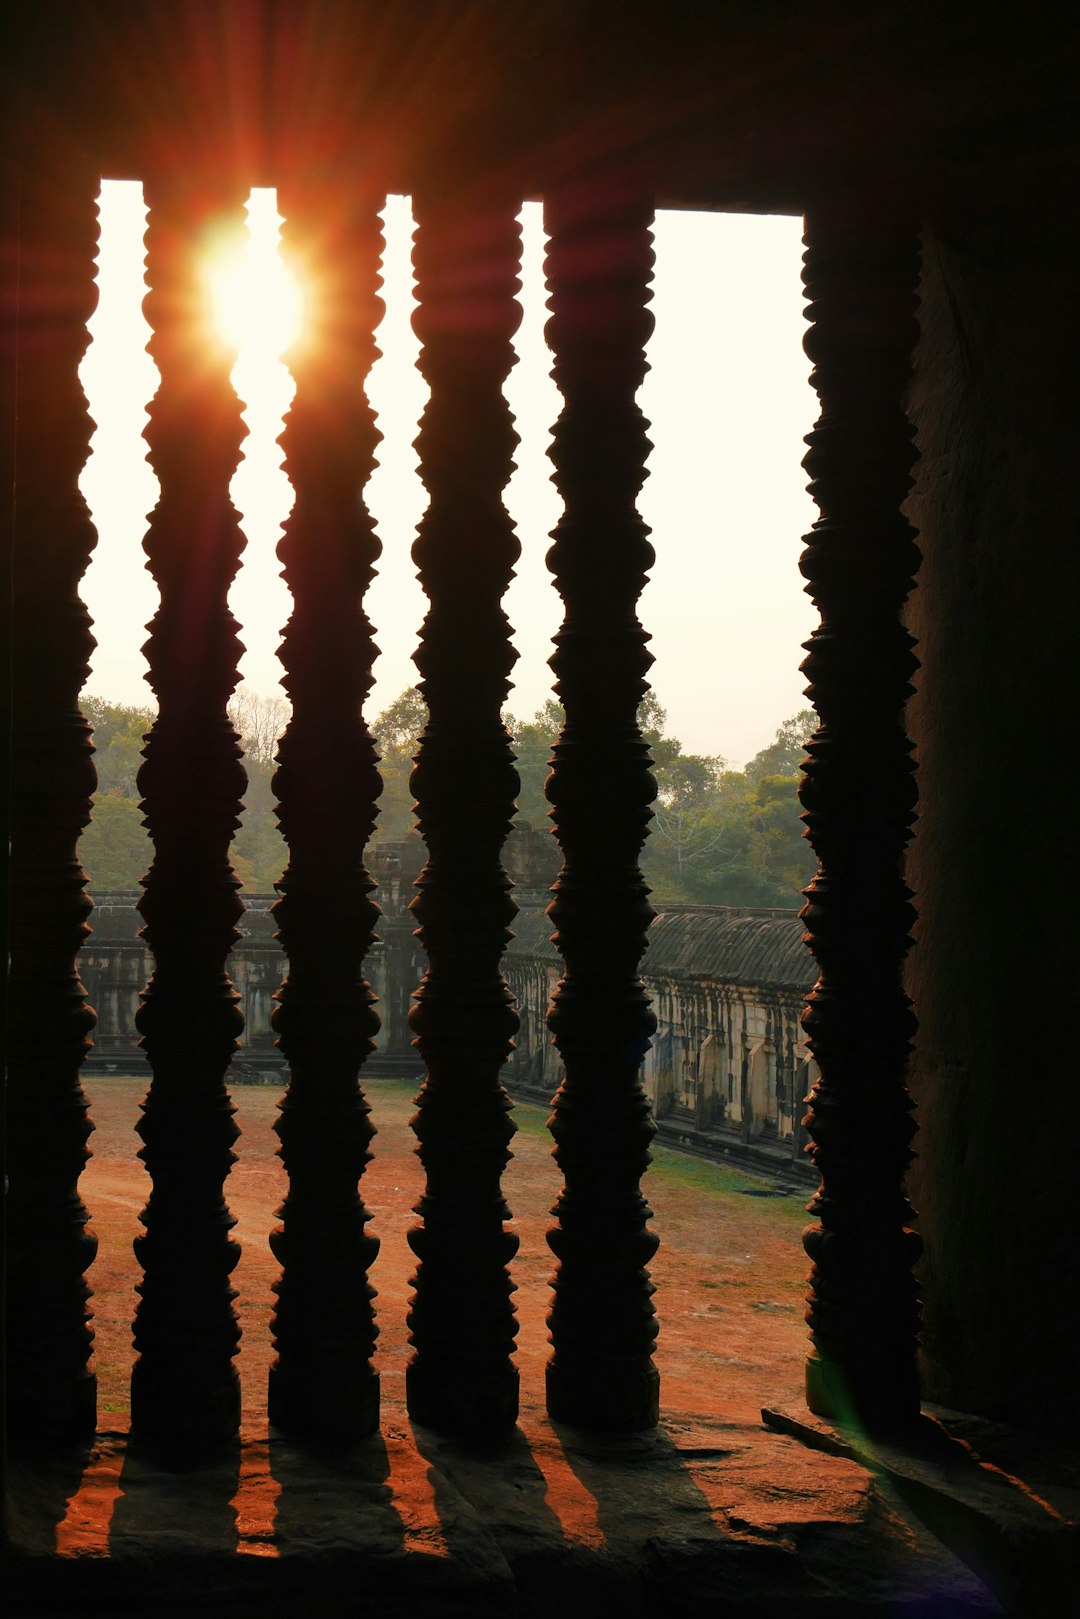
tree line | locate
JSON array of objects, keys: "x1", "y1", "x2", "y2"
[
  {"x1": 78, "y1": 687, "x2": 816, "y2": 908},
  {"x1": 79, "y1": 689, "x2": 290, "y2": 893}
]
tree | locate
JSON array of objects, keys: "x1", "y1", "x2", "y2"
[
  {"x1": 227, "y1": 687, "x2": 290, "y2": 891},
  {"x1": 372, "y1": 686, "x2": 427, "y2": 754},
  {"x1": 744, "y1": 771, "x2": 817, "y2": 896},
  {"x1": 78, "y1": 696, "x2": 156, "y2": 891},
  {"x1": 503, "y1": 697, "x2": 562, "y2": 826},
  {"x1": 227, "y1": 686, "x2": 290, "y2": 769},
  {"x1": 78, "y1": 689, "x2": 294, "y2": 894},
  {"x1": 649, "y1": 751, "x2": 728, "y2": 888},
  {"x1": 637, "y1": 705, "x2": 818, "y2": 910},
  {"x1": 503, "y1": 692, "x2": 685, "y2": 830},
  {"x1": 82, "y1": 694, "x2": 156, "y2": 798},
  {"x1": 371, "y1": 687, "x2": 427, "y2": 840},
  {"x1": 744, "y1": 707, "x2": 816, "y2": 783},
  {"x1": 498, "y1": 690, "x2": 815, "y2": 907},
  {"x1": 636, "y1": 690, "x2": 686, "y2": 777},
  {"x1": 218, "y1": 681, "x2": 817, "y2": 909},
  {"x1": 79, "y1": 790, "x2": 152, "y2": 890}
]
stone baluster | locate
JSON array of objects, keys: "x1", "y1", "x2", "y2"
[
  {"x1": 130, "y1": 176, "x2": 248, "y2": 1460},
  {"x1": 406, "y1": 192, "x2": 522, "y2": 1435},
  {"x1": 798, "y1": 197, "x2": 923, "y2": 1432},
  {"x1": 543, "y1": 178, "x2": 660, "y2": 1431},
  {"x1": 267, "y1": 181, "x2": 383, "y2": 1442},
  {"x1": 6, "y1": 152, "x2": 99, "y2": 1452}
]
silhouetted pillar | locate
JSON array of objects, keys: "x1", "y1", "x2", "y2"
[
  {"x1": 799, "y1": 196, "x2": 922, "y2": 1432},
  {"x1": 268, "y1": 180, "x2": 382, "y2": 1442},
  {"x1": 6, "y1": 150, "x2": 99, "y2": 1452},
  {"x1": 406, "y1": 191, "x2": 522, "y2": 1435},
  {"x1": 543, "y1": 177, "x2": 660, "y2": 1431},
  {"x1": 130, "y1": 175, "x2": 247, "y2": 1461}
]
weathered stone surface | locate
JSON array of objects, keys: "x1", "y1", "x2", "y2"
[
  {"x1": 764, "y1": 1402, "x2": 1079, "y2": 1612},
  {"x1": 6, "y1": 1404, "x2": 999, "y2": 1615}
]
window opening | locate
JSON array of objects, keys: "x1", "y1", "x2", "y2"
[{"x1": 74, "y1": 186, "x2": 817, "y2": 1434}]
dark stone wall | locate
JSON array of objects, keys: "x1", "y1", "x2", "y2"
[{"x1": 905, "y1": 172, "x2": 1080, "y2": 1433}]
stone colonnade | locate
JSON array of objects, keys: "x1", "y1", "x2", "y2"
[
  {"x1": 503, "y1": 905, "x2": 817, "y2": 1179},
  {"x1": 78, "y1": 885, "x2": 818, "y2": 1185}
]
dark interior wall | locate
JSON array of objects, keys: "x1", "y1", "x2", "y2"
[{"x1": 905, "y1": 163, "x2": 1080, "y2": 1435}]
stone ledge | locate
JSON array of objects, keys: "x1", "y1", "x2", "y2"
[
  {"x1": 5, "y1": 1403, "x2": 999, "y2": 1616},
  {"x1": 762, "y1": 1402, "x2": 1080, "y2": 1614}
]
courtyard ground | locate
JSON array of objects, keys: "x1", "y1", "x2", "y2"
[
  {"x1": 80, "y1": 1073, "x2": 812, "y2": 1432},
  {"x1": 17, "y1": 1083, "x2": 1010, "y2": 1615}
]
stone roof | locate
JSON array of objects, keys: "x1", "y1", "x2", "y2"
[
  {"x1": 508, "y1": 905, "x2": 816, "y2": 991},
  {"x1": 86, "y1": 892, "x2": 815, "y2": 990}
]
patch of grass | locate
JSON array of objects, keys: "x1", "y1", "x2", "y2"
[
  {"x1": 649, "y1": 1143, "x2": 810, "y2": 1219},
  {"x1": 508, "y1": 1098, "x2": 555, "y2": 1141},
  {"x1": 366, "y1": 1074, "x2": 422, "y2": 1104},
  {"x1": 505, "y1": 1091, "x2": 810, "y2": 1222}
]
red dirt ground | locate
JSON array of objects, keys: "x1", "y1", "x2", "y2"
[{"x1": 80, "y1": 1074, "x2": 813, "y2": 1433}]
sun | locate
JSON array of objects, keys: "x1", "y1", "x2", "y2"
[{"x1": 205, "y1": 189, "x2": 303, "y2": 358}]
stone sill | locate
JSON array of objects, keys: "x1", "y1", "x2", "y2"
[{"x1": 6, "y1": 1399, "x2": 1045, "y2": 1616}]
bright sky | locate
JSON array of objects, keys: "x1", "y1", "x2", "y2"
[{"x1": 78, "y1": 183, "x2": 816, "y2": 769}]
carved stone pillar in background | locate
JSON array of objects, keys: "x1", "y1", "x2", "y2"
[
  {"x1": 543, "y1": 177, "x2": 660, "y2": 1431},
  {"x1": 406, "y1": 193, "x2": 522, "y2": 1435},
  {"x1": 268, "y1": 181, "x2": 383, "y2": 1442},
  {"x1": 131, "y1": 175, "x2": 247, "y2": 1461},
  {"x1": 6, "y1": 152, "x2": 99, "y2": 1452},
  {"x1": 798, "y1": 197, "x2": 922, "y2": 1432}
]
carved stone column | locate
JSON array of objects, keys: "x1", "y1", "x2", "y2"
[
  {"x1": 543, "y1": 178, "x2": 660, "y2": 1431},
  {"x1": 406, "y1": 192, "x2": 522, "y2": 1435},
  {"x1": 267, "y1": 181, "x2": 383, "y2": 1443},
  {"x1": 6, "y1": 152, "x2": 99, "y2": 1452},
  {"x1": 130, "y1": 176, "x2": 247, "y2": 1460},
  {"x1": 798, "y1": 196, "x2": 922, "y2": 1432}
]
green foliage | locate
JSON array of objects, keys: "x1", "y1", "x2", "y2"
[
  {"x1": 649, "y1": 1137, "x2": 808, "y2": 1212},
  {"x1": 500, "y1": 693, "x2": 816, "y2": 909},
  {"x1": 744, "y1": 708, "x2": 815, "y2": 783},
  {"x1": 372, "y1": 686, "x2": 427, "y2": 753},
  {"x1": 640, "y1": 709, "x2": 817, "y2": 908},
  {"x1": 78, "y1": 686, "x2": 817, "y2": 908},
  {"x1": 230, "y1": 753, "x2": 286, "y2": 892},
  {"x1": 79, "y1": 697, "x2": 155, "y2": 891},
  {"x1": 79, "y1": 789, "x2": 151, "y2": 891},
  {"x1": 503, "y1": 697, "x2": 562, "y2": 827},
  {"x1": 748, "y1": 772, "x2": 817, "y2": 894},
  {"x1": 515, "y1": 1089, "x2": 804, "y2": 1210},
  {"x1": 643, "y1": 762, "x2": 815, "y2": 909},
  {"x1": 371, "y1": 687, "x2": 427, "y2": 841},
  {"x1": 81, "y1": 694, "x2": 155, "y2": 799},
  {"x1": 79, "y1": 689, "x2": 290, "y2": 894},
  {"x1": 636, "y1": 690, "x2": 686, "y2": 776},
  {"x1": 503, "y1": 693, "x2": 686, "y2": 830}
]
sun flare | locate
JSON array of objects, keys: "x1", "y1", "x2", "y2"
[{"x1": 206, "y1": 190, "x2": 303, "y2": 358}]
